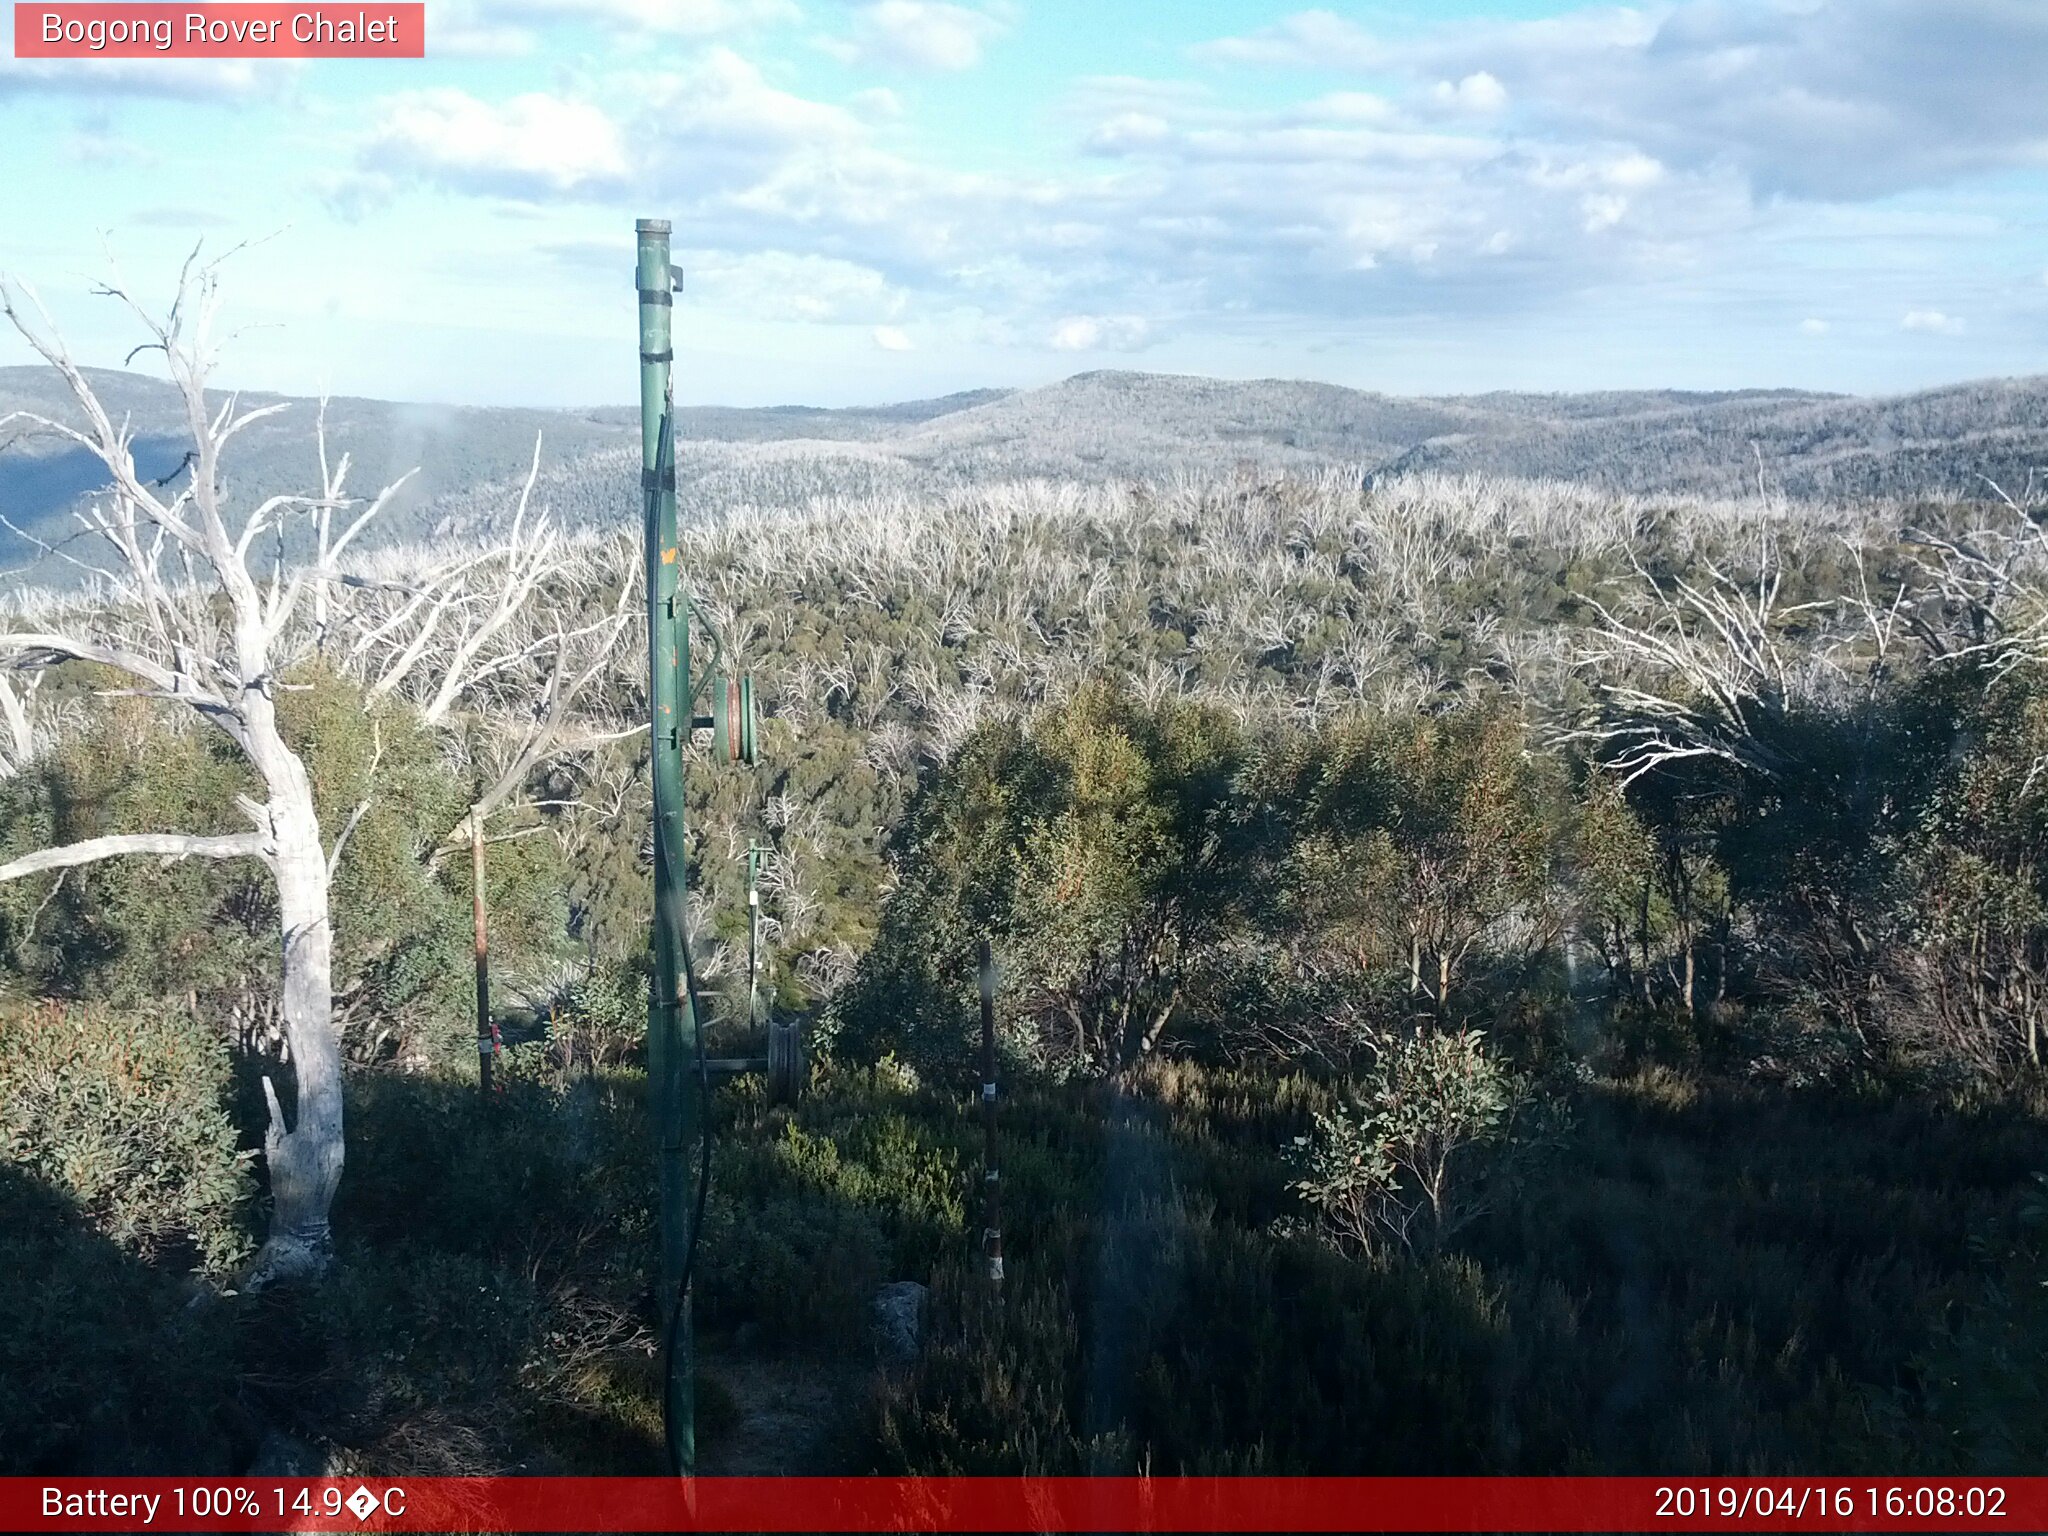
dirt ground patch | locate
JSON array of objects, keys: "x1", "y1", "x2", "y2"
[{"x1": 695, "y1": 1344, "x2": 868, "y2": 1474}]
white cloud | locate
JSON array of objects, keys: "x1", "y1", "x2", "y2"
[
  {"x1": 643, "y1": 47, "x2": 864, "y2": 153},
  {"x1": 330, "y1": 11, "x2": 2029, "y2": 372},
  {"x1": 0, "y1": 56, "x2": 293, "y2": 101},
  {"x1": 850, "y1": 86, "x2": 904, "y2": 120},
  {"x1": 1200, "y1": 1, "x2": 2048, "y2": 201},
  {"x1": 1800, "y1": 317, "x2": 1829, "y2": 335},
  {"x1": 1068, "y1": 75, "x2": 1212, "y2": 115},
  {"x1": 362, "y1": 48, "x2": 865, "y2": 202},
  {"x1": 432, "y1": 23, "x2": 537, "y2": 56},
  {"x1": 1306, "y1": 91, "x2": 1398, "y2": 125},
  {"x1": 1049, "y1": 316, "x2": 1102, "y2": 350},
  {"x1": 475, "y1": 0, "x2": 794, "y2": 35},
  {"x1": 424, "y1": 0, "x2": 792, "y2": 53},
  {"x1": 1085, "y1": 111, "x2": 1170, "y2": 154},
  {"x1": 1195, "y1": 9, "x2": 1389, "y2": 70},
  {"x1": 1049, "y1": 314, "x2": 1151, "y2": 351},
  {"x1": 683, "y1": 250, "x2": 909, "y2": 323},
  {"x1": 1604, "y1": 152, "x2": 1665, "y2": 189},
  {"x1": 1179, "y1": 122, "x2": 1497, "y2": 168},
  {"x1": 1580, "y1": 193, "x2": 1628, "y2": 232},
  {"x1": 872, "y1": 325, "x2": 915, "y2": 350},
  {"x1": 422, "y1": 0, "x2": 539, "y2": 55},
  {"x1": 326, "y1": 20, "x2": 1757, "y2": 365},
  {"x1": 630, "y1": 61, "x2": 1721, "y2": 346},
  {"x1": 824, "y1": 1, "x2": 1005, "y2": 72},
  {"x1": 1431, "y1": 71, "x2": 1507, "y2": 114},
  {"x1": 1902, "y1": 309, "x2": 1964, "y2": 334},
  {"x1": 363, "y1": 90, "x2": 628, "y2": 195},
  {"x1": 1525, "y1": 152, "x2": 1667, "y2": 192},
  {"x1": 65, "y1": 130, "x2": 151, "y2": 166}
]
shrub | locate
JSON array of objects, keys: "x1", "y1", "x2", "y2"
[
  {"x1": 0, "y1": 998, "x2": 251, "y2": 1473},
  {"x1": 1293, "y1": 1027, "x2": 1534, "y2": 1258},
  {"x1": 548, "y1": 955, "x2": 651, "y2": 1073},
  {"x1": 0, "y1": 699, "x2": 269, "y2": 1011},
  {"x1": 0, "y1": 998, "x2": 253, "y2": 1273},
  {"x1": 1909, "y1": 1172, "x2": 2048, "y2": 1471},
  {"x1": 0, "y1": 1164, "x2": 240, "y2": 1474}
]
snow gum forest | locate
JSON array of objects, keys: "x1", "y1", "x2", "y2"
[{"x1": 2, "y1": 273, "x2": 2046, "y2": 1479}]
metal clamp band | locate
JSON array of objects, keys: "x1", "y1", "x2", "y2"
[
  {"x1": 642, "y1": 467, "x2": 677, "y2": 491},
  {"x1": 640, "y1": 348, "x2": 673, "y2": 363},
  {"x1": 637, "y1": 288, "x2": 673, "y2": 306}
]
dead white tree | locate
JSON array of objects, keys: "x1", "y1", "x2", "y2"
[
  {"x1": 0, "y1": 671, "x2": 42, "y2": 778},
  {"x1": 1900, "y1": 481, "x2": 2048, "y2": 671},
  {"x1": 0, "y1": 254, "x2": 407, "y2": 1286},
  {"x1": 322, "y1": 464, "x2": 637, "y2": 847},
  {"x1": 317, "y1": 498, "x2": 635, "y2": 1077},
  {"x1": 0, "y1": 255, "x2": 635, "y2": 1273},
  {"x1": 1568, "y1": 549, "x2": 1844, "y2": 786}
]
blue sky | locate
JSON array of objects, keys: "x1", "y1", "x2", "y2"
[{"x1": 3, "y1": 0, "x2": 2047, "y2": 407}]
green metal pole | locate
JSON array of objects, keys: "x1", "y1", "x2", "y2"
[{"x1": 638, "y1": 216, "x2": 697, "y2": 1477}]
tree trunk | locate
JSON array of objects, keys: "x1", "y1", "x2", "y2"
[
  {"x1": 1134, "y1": 988, "x2": 1179, "y2": 1063},
  {"x1": 247, "y1": 758, "x2": 345, "y2": 1289},
  {"x1": 1713, "y1": 901, "x2": 1730, "y2": 1006}
]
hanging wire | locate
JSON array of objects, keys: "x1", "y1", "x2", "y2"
[{"x1": 651, "y1": 376, "x2": 715, "y2": 1480}]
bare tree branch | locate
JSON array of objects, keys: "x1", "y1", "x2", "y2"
[{"x1": 0, "y1": 830, "x2": 267, "y2": 884}]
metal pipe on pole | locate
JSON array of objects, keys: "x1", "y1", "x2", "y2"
[
  {"x1": 747, "y1": 840, "x2": 763, "y2": 1029},
  {"x1": 979, "y1": 938, "x2": 1003, "y2": 1289},
  {"x1": 638, "y1": 216, "x2": 700, "y2": 1478}
]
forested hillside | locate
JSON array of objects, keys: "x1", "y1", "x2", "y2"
[
  {"x1": 4, "y1": 403, "x2": 2046, "y2": 1478},
  {"x1": 11, "y1": 363, "x2": 2048, "y2": 590}
]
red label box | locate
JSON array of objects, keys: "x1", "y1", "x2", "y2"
[{"x1": 13, "y1": 3, "x2": 425, "y2": 57}]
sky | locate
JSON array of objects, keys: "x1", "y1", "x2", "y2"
[{"x1": 3, "y1": 0, "x2": 2047, "y2": 408}]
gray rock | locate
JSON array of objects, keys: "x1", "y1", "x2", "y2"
[{"x1": 871, "y1": 1280, "x2": 928, "y2": 1367}]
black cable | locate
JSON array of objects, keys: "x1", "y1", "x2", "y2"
[
  {"x1": 645, "y1": 382, "x2": 716, "y2": 1477},
  {"x1": 660, "y1": 929, "x2": 714, "y2": 1477}
]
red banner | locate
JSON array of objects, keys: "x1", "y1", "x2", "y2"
[
  {"x1": 0, "y1": 1477, "x2": 2038, "y2": 1532},
  {"x1": 12, "y1": 4, "x2": 424, "y2": 58}
]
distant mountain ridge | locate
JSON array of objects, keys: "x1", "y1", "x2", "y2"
[{"x1": 4, "y1": 365, "x2": 2044, "y2": 586}]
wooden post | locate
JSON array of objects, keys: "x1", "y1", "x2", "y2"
[
  {"x1": 471, "y1": 806, "x2": 499, "y2": 1095},
  {"x1": 978, "y1": 938, "x2": 1002, "y2": 1290}
]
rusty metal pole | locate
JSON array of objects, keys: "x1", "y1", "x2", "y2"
[
  {"x1": 978, "y1": 938, "x2": 1002, "y2": 1289},
  {"x1": 471, "y1": 807, "x2": 499, "y2": 1095}
]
